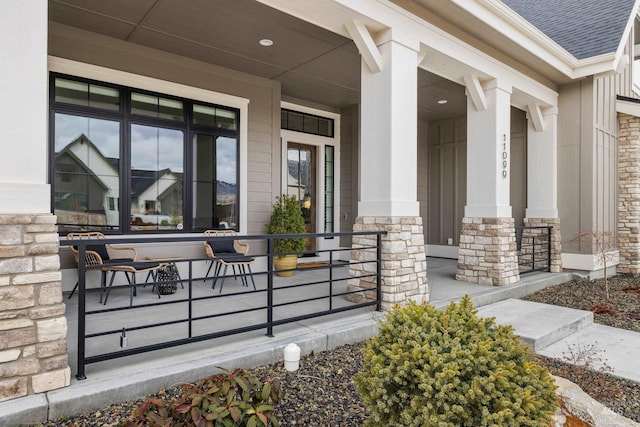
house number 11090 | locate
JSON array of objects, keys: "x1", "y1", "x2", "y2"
[{"x1": 502, "y1": 141, "x2": 508, "y2": 178}]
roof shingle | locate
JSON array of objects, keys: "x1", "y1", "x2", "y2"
[{"x1": 502, "y1": 0, "x2": 635, "y2": 59}]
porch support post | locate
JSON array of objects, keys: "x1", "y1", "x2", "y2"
[
  {"x1": 524, "y1": 107, "x2": 562, "y2": 272},
  {"x1": 618, "y1": 113, "x2": 640, "y2": 273},
  {"x1": 347, "y1": 34, "x2": 428, "y2": 310},
  {"x1": 0, "y1": 1, "x2": 70, "y2": 407},
  {"x1": 457, "y1": 79, "x2": 520, "y2": 285}
]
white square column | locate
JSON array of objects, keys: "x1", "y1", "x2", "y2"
[
  {"x1": 526, "y1": 108, "x2": 558, "y2": 219},
  {"x1": 349, "y1": 36, "x2": 428, "y2": 308},
  {"x1": 0, "y1": 1, "x2": 70, "y2": 406},
  {"x1": 457, "y1": 79, "x2": 519, "y2": 286},
  {"x1": 0, "y1": 0, "x2": 50, "y2": 213},
  {"x1": 359, "y1": 38, "x2": 419, "y2": 217},
  {"x1": 524, "y1": 108, "x2": 561, "y2": 272},
  {"x1": 465, "y1": 80, "x2": 513, "y2": 218}
]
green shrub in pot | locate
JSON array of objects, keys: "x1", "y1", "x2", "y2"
[{"x1": 266, "y1": 195, "x2": 306, "y2": 276}]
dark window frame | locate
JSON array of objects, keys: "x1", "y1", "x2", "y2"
[
  {"x1": 49, "y1": 73, "x2": 241, "y2": 235},
  {"x1": 281, "y1": 108, "x2": 334, "y2": 137}
]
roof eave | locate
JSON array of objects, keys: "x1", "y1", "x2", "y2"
[{"x1": 453, "y1": 0, "x2": 632, "y2": 81}]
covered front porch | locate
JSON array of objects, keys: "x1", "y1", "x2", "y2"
[
  {"x1": 0, "y1": 0, "x2": 570, "y2": 407},
  {"x1": 63, "y1": 255, "x2": 570, "y2": 381}
]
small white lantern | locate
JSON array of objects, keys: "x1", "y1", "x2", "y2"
[{"x1": 283, "y1": 343, "x2": 301, "y2": 372}]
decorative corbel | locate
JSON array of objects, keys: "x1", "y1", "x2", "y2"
[
  {"x1": 418, "y1": 44, "x2": 428, "y2": 67},
  {"x1": 345, "y1": 19, "x2": 383, "y2": 73},
  {"x1": 528, "y1": 103, "x2": 545, "y2": 132},
  {"x1": 462, "y1": 73, "x2": 487, "y2": 111}
]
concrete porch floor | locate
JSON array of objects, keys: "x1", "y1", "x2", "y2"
[
  {"x1": 3, "y1": 257, "x2": 573, "y2": 424},
  {"x1": 61, "y1": 257, "x2": 571, "y2": 379}
]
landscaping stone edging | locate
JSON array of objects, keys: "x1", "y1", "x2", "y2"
[{"x1": 552, "y1": 375, "x2": 640, "y2": 426}]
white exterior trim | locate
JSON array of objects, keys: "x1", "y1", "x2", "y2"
[
  {"x1": 260, "y1": 0, "x2": 559, "y2": 109},
  {"x1": 280, "y1": 101, "x2": 341, "y2": 259},
  {"x1": 562, "y1": 251, "x2": 620, "y2": 271},
  {"x1": 458, "y1": 0, "x2": 632, "y2": 79},
  {"x1": 617, "y1": 98, "x2": 640, "y2": 117},
  {"x1": 48, "y1": 57, "x2": 250, "y2": 234}
]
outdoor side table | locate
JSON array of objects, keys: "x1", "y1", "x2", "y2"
[{"x1": 145, "y1": 256, "x2": 184, "y2": 293}]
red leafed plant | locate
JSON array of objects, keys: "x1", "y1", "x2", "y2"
[{"x1": 126, "y1": 368, "x2": 281, "y2": 427}]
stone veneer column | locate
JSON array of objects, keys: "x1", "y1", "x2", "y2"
[
  {"x1": 0, "y1": 214, "x2": 69, "y2": 402},
  {"x1": 347, "y1": 216, "x2": 428, "y2": 311},
  {"x1": 522, "y1": 217, "x2": 562, "y2": 273},
  {"x1": 456, "y1": 217, "x2": 519, "y2": 285},
  {"x1": 618, "y1": 113, "x2": 640, "y2": 274}
]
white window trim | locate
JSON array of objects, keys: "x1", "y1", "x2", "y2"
[
  {"x1": 280, "y1": 102, "x2": 340, "y2": 258},
  {"x1": 48, "y1": 56, "x2": 250, "y2": 234}
]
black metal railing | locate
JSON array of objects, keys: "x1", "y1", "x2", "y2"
[
  {"x1": 61, "y1": 231, "x2": 385, "y2": 379},
  {"x1": 515, "y1": 226, "x2": 552, "y2": 274}
]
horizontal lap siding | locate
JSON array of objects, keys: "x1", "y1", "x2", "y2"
[{"x1": 340, "y1": 105, "x2": 358, "y2": 247}]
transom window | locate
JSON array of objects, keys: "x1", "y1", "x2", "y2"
[
  {"x1": 281, "y1": 108, "x2": 334, "y2": 137},
  {"x1": 50, "y1": 74, "x2": 240, "y2": 234}
]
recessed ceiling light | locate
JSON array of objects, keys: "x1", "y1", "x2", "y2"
[
  {"x1": 437, "y1": 99, "x2": 448, "y2": 104},
  {"x1": 259, "y1": 38, "x2": 274, "y2": 47}
]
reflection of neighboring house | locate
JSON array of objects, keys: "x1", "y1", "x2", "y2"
[
  {"x1": 55, "y1": 134, "x2": 119, "y2": 227},
  {"x1": 131, "y1": 169, "x2": 182, "y2": 225}
]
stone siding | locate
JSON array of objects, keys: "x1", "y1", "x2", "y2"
[
  {"x1": 456, "y1": 217, "x2": 519, "y2": 285},
  {"x1": 522, "y1": 217, "x2": 562, "y2": 273},
  {"x1": 618, "y1": 113, "x2": 640, "y2": 274},
  {"x1": 347, "y1": 216, "x2": 428, "y2": 311},
  {"x1": 0, "y1": 214, "x2": 69, "y2": 402}
]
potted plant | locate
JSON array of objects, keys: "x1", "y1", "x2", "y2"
[{"x1": 267, "y1": 194, "x2": 306, "y2": 277}]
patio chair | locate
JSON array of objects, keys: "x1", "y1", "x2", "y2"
[
  {"x1": 203, "y1": 230, "x2": 256, "y2": 293},
  {"x1": 67, "y1": 232, "x2": 165, "y2": 306}
]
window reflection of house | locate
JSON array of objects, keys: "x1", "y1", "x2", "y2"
[
  {"x1": 130, "y1": 169, "x2": 182, "y2": 228},
  {"x1": 51, "y1": 76, "x2": 240, "y2": 233},
  {"x1": 54, "y1": 134, "x2": 119, "y2": 230}
]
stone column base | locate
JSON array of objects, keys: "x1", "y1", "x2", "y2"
[
  {"x1": 456, "y1": 217, "x2": 519, "y2": 286},
  {"x1": 618, "y1": 113, "x2": 640, "y2": 274},
  {"x1": 0, "y1": 214, "x2": 69, "y2": 402},
  {"x1": 522, "y1": 217, "x2": 562, "y2": 273},
  {"x1": 347, "y1": 216, "x2": 428, "y2": 311}
]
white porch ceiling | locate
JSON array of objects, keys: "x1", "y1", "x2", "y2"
[{"x1": 48, "y1": 0, "x2": 465, "y2": 121}]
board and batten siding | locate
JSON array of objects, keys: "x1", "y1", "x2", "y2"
[
  {"x1": 424, "y1": 116, "x2": 467, "y2": 246},
  {"x1": 558, "y1": 72, "x2": 619, "y2": 255},
  {"x1": 421, "y1": 109, "x2": 526, "y2": 247},
  {"x1": 595, "y1": 74, "x2": 619, "y2": 244}
]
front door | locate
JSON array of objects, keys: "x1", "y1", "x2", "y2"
[{"x1": 287, "y1": 143, "x2": 316, "y2": 253}]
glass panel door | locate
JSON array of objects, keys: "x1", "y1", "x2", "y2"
[{"x1": 287, "y1": 143, "x2": 316, "y2": 253}]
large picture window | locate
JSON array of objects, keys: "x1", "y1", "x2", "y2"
[{"x1": 50, "y1": 74, "x2": 240, "y2": 233}]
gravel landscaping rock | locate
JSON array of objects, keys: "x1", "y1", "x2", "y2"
[{"x1": 31, "y1": 275, "x2": 640, "y2": 426}]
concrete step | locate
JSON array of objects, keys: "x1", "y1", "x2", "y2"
[
  {"x1": 430, "y1": 271, "x2": 574, "y2": 310},
  {"x1": 538, "y1": 324, "x2": 640, "y2": 384},
  {"x1": 476, "y1": 299, "x2": 593, "y2": 351}
]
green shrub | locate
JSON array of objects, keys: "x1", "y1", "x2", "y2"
[
  {"x1": 355, "y1": 296, "x2": 558, "y2": 427},
  {"x1": 266, "y1": 194, "x2": 306, "y2": 256},
  {"x1": 127, "y1": 368, "x2": 281, "y2": 427}
]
